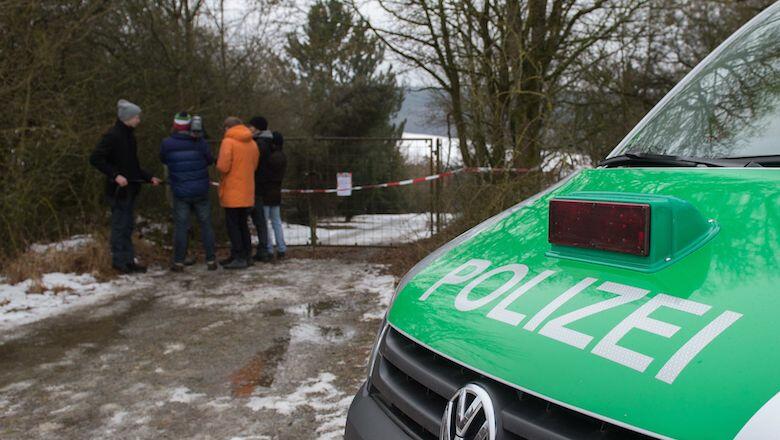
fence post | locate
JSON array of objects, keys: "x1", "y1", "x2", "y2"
[
  {"x1": 428, "y1": 139, "x2": 434, "y2": 237},
  {"x1": 307, "y1": 171, "x2": 318, "y2": 249},
  {"x1": 435, "y1": 138, "x2": 442, "y2": 233}
]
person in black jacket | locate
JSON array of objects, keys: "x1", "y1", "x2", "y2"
[
  {"x1": 90, "y1": 99, "x2": 161, "y2": 274},
  {"x1": 247, "y1": 116, "x2": 273, "y2": 262},
  {"x1": 262, "y1": 131, "x2": 288, "y2": 259}
]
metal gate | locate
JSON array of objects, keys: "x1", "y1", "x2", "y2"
[{"x1": 279, "y1": 136, "x2": 444, "y2": 247}]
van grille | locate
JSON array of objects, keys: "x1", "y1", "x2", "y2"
[{"x1": 369, "y1": 327, "x2": 657, "y2": 440}]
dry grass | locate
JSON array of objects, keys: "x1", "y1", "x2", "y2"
[
  {"x1": 364, "y1": 175, "x2": 546, "y2": 278},
  {"x1": 371, "y1": 224, "x2": 463, "y2": 279},
  {"x1": 2, "y1": 236, "x2": 114, "y2": 285},
  {"x1": 49, "y1": 285, "x2": 76, "y2": 295},
  {"x1": 25, "y1": 279, "x2": 47, "y2": 294},
  {"x1": 0, "y1": 233, "x2": 167, "y2": 287}
]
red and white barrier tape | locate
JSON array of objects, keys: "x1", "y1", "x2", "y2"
[{"x1": 209, "y1": 166, "x2": 529, "y2": 194}]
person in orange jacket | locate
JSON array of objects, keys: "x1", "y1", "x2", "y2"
[{"x1": 216, "y1": 117, "x2": 259, "y2": 269}]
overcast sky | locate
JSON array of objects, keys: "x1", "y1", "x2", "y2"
[{"x1": 214, "y1": 0, "x2": 427, "y2": 86}]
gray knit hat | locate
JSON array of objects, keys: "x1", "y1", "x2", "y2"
[{"x1": 117, "y1": 99, "x2": 142, "y2": 122}]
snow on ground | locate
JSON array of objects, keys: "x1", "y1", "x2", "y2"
[
  {"x1": 358, "y1": 272, "x2": 396, "y2": 321},
  {"x1": 169, "y1": 387, "x2": 206, "y2": 404},
  {"x1": 246, "y1": 372, "x2": 339, "y2": 415},
  {"x1": 0, "y1": 253, "x2": 396, "y2": 438},
  {"x1": 541, "y1": 150, "x2": 592, "y2": 175},
  {"x1": 230, "y1": 261, "x2": 395, "y2": 439},
  {"x1": 280, "y1": 212, "x2": 454, "y2": 246},
  {"x1": 136, "y1": 215, "x2": 170, "y2": 237},
  {"x1": 28, "y1": 235, "x2": 94, "y2": 254},
  {"x1": 246, "y1": 372, "x2": 352, "y2": 440},
  {"x1": 403, "y1": 131, "x2": 593, "y2": 178},
  {"x1": 0, "y1": 272, "x2": 153, "y2": 333},
  {"x1": 402, "y1": 132, "x2": 461, "y2": 168}
]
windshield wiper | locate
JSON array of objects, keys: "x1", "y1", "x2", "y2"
[
  {"x1": 600, "y1": 153, "x2": 731, "y2": 168},
  {"x1": 720, "y1": 154, "x2": 780, "y2": 168}
]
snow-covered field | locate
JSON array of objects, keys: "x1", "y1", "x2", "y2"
[
  {"x1": 281, "y1": 213, "x2": 453, "y2": 246},
  {"x1": 402, "y1": 131, "x2": 461, "y2": 168},
  {"x1": 401, "y1": 131, "x2": 593, "y2": 175}
]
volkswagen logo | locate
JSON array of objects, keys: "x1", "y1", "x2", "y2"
[{"x1": 440, "y1": 383, "x2": 497, "y2": 440}]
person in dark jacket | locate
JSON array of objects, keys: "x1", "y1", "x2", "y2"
[
  {"x1": 90, "y1": 99, "x2": 161, "y2": 274},
  {"x1": 262, "y1": 131, "x2": 287, "y2": 259},
  {"x1": 247, "y1": 116, "x2": 273, "y2": 262},
  {"x1": 159, "y1": 112, "x2": 217, "y2": 272}
]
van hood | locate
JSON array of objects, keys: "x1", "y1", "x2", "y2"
[{"x1": 387, "y1": 168, "x2": 780, "y2": 439}]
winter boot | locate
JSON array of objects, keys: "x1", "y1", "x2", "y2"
[
  {"x1": 252, "y1": 251, "x2": 268, "y2": 262},
  {"x1": 112, "y1": 264, "x2": 133, "y2": 274},
  {"x1": 223, "y1": 259, "x2": 248, "y2": 270},
  {"x1": 128, "y1": 262, "x2": 147, "y2": 273}
]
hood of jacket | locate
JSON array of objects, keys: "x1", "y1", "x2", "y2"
[
  {"x1": 253, "y1": 130, "x2": 273, "y2": 141},
  {"x1": 225, "y1": 125, "x2": 253, "y2": 142}
]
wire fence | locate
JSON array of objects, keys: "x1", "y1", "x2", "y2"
[
  {"x1": 202, "y1": 135, "x2": 538, "y2": 249},
  {"x1": 279, "y1": 137, "x2": 446, "y2": 247}
]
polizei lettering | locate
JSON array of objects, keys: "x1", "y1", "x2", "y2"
[{"x1": 419, "y1": 259, "x2": 742, "y2": 385}]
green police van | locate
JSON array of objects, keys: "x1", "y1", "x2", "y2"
[{"x1": 346, "y1": 3, "x2": 780, "y2": 440}]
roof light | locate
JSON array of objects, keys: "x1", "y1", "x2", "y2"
[{"x1": 549, "y1": 199, "x2": 650, "y2": 256}]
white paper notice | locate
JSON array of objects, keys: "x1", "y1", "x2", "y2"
[{"x1": 337, "y1": 172, "x2": 352, "y2": 196}]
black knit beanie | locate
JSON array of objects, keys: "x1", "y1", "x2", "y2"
[{"x1": 249, "y1": 116, "x2": 268, "y2": 131}]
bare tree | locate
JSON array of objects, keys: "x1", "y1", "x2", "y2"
[
  {"x1": 0, "y1": 0, "x2": 295, "y2": 258},
  {"x1": 351, "y1": 0, "x2": 646, "y2": 169},
  {"x1": 551, "y1": 0, "x2": 777, "y2": 165}
]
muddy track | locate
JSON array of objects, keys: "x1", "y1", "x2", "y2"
[{"x1": 0, "y1": 259, "x2": 394, "y2": 439}]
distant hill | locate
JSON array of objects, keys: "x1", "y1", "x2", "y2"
[{"x1": 393, "y1": 88, "x2": 452, "y2": 137}]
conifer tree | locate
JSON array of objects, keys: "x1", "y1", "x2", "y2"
[{"x1": 287, "y1": 0, "x2": 405, "y2": 219}]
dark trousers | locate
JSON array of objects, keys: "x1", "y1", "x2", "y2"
[
  {"x1": 108, "y1": 191, "x2": 138, "y2": 268},
  {"x1": 173, "y1": 196, "x2": 216, "y2": 264},
  {"x1": 225, "y1": 207, "x2": 251, "y2": 261},
  {"x1": 249, "y1": 201, "x2": 269, "y2": 255}
]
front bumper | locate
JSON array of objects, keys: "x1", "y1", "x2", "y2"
[{"x1": 345, "y1": 382, "x2": 416, "y2": 440}]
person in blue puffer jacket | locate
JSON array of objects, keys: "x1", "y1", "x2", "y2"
[{"x1": 159, "y1": 112, "x2": 217, "y2": 271}]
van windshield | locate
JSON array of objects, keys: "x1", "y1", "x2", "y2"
[{"x1": 612, "y1": 6, "x2": 780, "y2": 160}]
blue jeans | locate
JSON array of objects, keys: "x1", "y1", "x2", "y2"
[
  {"x1": 108, "y1": 191, "x2": 137, "y2": 268},
  {"x1": 173, "y1": 196, "x2": 216, "y2": 263},
  {"x1": 250, "y1": 202, "x2": 269, "y2": 255},
  {"x1": 263, "y1": 205, "x2": 287, "y2": 254}
]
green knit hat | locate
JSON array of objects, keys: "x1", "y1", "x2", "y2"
[{"x1": 173, "y1": 112, "x2": 192, "y2": 131}]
